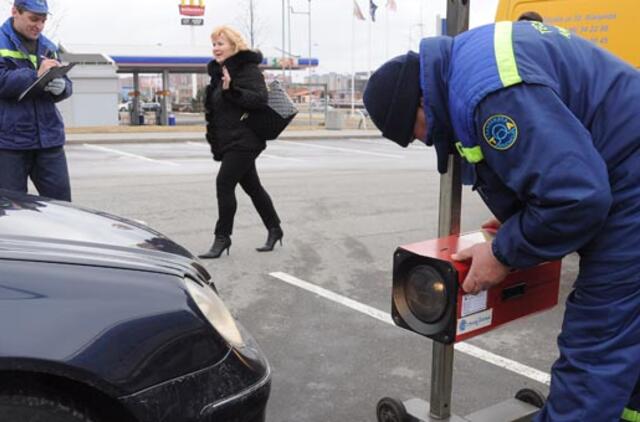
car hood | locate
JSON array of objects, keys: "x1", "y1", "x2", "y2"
[{"x1": 0, "y1": 190, "x2": 208, "y2": 280}]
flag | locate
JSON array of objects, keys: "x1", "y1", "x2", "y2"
[
  {"x1": 386, "y1": 0, "x2": 397, "y2": 11},
  {"x1": 369, "y1": 0, "x2": 378, "y2": 21},
  {"x1": 353, "y1": 0, "x2": 366, "y2": 20}
]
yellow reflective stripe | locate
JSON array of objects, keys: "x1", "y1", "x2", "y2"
[
  {"x1": 0, "y1": 48, "x2": 28, "y2": 60},
  {"x1": 494, "y1": 21, "x2": 522, "y2": 87},
  {"x1": 455, "y1": 142, "x2": 484, "y2": 164},
  {"x1": 622, "y1": 408, "x2": 640, "y2": 422},
  {"x1": 0, "y1": 49, "x2": 38, "y2": 68}
]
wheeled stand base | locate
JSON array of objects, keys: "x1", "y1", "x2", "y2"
[{"x1": 377, "y1": 388, "x2": 545, "y2": 422}]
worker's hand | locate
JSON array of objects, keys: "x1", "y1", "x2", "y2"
[
  {"x1": 37, "y1": 58, "x2": 59, "y2": 77},
  {"x1": 44, "y1": 78, "x2": 66, "y2": 96},
  {"x1": 481, "y1": 217, "x2": 502, "y2": 235},
  {"x1": 451, "y1": 241, "x2": 510, "y2": 295},
  {"x1": 221, "y1": 66, "x2": 231, "y2": 90}
]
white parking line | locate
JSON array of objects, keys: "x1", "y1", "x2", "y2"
[
  {"x1": 346, "y1": 138, "x2": 430, "y2": 151},
  {"x1": 284, "y1": 141, "x2": 404, "y2": 159},
  {"x1": 261, "y1": 154, "x2": 306, "y2": 162},
  {"x1": 187, "y1": 141, "x2": 206, "y2": 147},
  {"x1": 83, "y1": 144, "x2": 179, "y2": 166},
  {"x1": 269, "y1": 271, "x2": 551, "y2": 386},
  {"x1": 186, "y1": 142, "x2": 305, "y2": 162},
  {"x1": 270, "y1": 271, "x2": 393, "y2": 324}
]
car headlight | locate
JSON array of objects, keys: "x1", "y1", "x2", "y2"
[
  {"x1": 185, "y1": 278, "x2": 245, "y2": 348},
  {"x1": 405, "y1": 265, "x2": 447, "y2": 323}
]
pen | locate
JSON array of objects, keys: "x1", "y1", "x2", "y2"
[{"x1": 40, "y1": 49, "x2": 58, "y2": 62}]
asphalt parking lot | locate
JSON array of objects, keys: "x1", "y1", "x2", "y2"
[{"x1": 62, "y1": 137, "x2": 577, "y2": 421}]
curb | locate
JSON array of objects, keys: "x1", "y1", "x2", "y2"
[{"x1": 65, "y1": 131, "x2": 382, "y2": 145}]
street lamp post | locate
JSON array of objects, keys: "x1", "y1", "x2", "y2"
[
  {"x1": 308, "y1": 0, "x2": 311, "y2": 127},
  {"x1": 282, "y1": 0, "x2": 286, "y2": 80},
  {"x1": 287, "y1": 0, "x2": 292, "y2": 81},
  {"x1": 290, "y1": 0, "x2": 312, "y2": 127}
]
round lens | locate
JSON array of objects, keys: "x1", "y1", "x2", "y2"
[{"x1": 405, "y1": 265, "x2": 448, "y2": 323}]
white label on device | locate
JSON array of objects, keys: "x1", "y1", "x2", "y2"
[
  {"x1": 461, "y1": 290, "x2": 488, "y2": 317},
  {"x1": 457, "y1": 308, "x2": 493, "y2": 335}
]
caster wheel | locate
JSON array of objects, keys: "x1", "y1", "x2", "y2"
[
  {"x1": 515, "y1": 388, "x2": 546, "y2": 408},
  {"x1": 376, "y1": 397, "x2": 408, "y2": 422}
]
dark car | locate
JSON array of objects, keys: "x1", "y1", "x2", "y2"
[{"x1": 0, "y1": 190, "x2": 270, "y2": 422}]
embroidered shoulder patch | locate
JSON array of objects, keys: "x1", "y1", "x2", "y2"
[{"x1": 482, "y1": 114, "x2": 518, "y2": 151}]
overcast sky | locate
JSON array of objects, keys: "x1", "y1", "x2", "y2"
[{"x1": 1, "y1": 0, "x2": 499, "y2": 74}]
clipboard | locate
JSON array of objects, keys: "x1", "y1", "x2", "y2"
[{"x1": 18, "y1": 62, "x2": 76, "y2": 102}]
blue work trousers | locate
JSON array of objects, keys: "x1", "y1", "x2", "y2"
[
  {"x1": 0, "y1": 147, "x2": 71, "y2": 201},
  {"x1": 535, "y1": 279, "x2": 640, "y2": 421}
]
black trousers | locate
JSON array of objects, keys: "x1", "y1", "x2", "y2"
[
  {"x1": 214, "y1": 150, "x2": 280, "y2": 236},
  {"x1": 0, "y1": 146, "x2": 71, "y2": 201}
]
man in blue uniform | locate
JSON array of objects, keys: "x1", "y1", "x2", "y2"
[
  {"x1": 364, "y1": 21, "x2": 640, "y2": 421},
  {"x1": 0, "y1": 0, "x2": 73, "y2": 201}
]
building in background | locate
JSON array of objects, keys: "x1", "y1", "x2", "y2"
[
  {"x1": 303, "y1": 72, "x2": 368, "y2": 108},
  {"x1": 117, "y1": 73, "x2": 209, "y2": 111},
  {"x1": 57, "y1": 52, "x2": 119, "y2": 127}
]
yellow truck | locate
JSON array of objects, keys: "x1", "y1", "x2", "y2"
[{"x1": 496, "y1": 0, "x2": 640, "y2": 67}]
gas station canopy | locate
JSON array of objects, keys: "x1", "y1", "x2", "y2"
[{"x1": 109, "y1": 55, "x2": 319, "y2": 73}]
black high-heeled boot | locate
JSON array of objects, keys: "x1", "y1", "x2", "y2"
[
  {"x1": 256, "y1": 227, "x2": 283, "y2": 252},
  {"x1": 198, "y1": 235, "x2": 232, "y2": 259}
]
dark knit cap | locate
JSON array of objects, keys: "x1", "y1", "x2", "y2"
[{"x1": 363, "y1": 51, "x2": 421, "y2": 147}]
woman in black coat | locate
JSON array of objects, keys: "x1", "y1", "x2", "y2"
[{"x1": 199, "y1": 25, "x2": 283, "y2": 259}]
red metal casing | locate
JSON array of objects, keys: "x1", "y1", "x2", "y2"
[{"x1": 399, "y1": 230, "x2": 561, "y2": 343}]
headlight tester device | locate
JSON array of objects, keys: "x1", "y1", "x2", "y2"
[
  {"x1": 377, "y1": 231, "x2": 561, "y2": 422},
  {"x1": 375, "y1": 4, "x2": 561, "y2": 419},
  {"x1": 392, "y1": 231, "x2": 561, "y2": 346}
]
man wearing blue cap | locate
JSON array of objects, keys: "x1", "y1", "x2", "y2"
[
  {"x1": 364, "y1": 21, "x2": 640, "y2": 422},
  {"x1": 0, "y1": 0, "x2": 73, "y2": 201}
]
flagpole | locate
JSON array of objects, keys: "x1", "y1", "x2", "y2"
[
  {"x1": 420, "y1": 0, "x2": 425, "y2": 37},
  {"x1": 368, "y1": 10, "x2": 372, "y2": 78},
  {"x1": 385, "y1": 3, "x2": 389, "y2": 59},
  {"x1": 308, "y1": 0, "x2": 312, "y2": 127},
  {"x1": 351, "y1": 4, "x2": 355, "y2": 116},
  {"x1": 287, "y1": 0, "x2": 292, "y2": 81},
  {"x1": 282, "y1": 0, "x2": 286, "y2": 80}
]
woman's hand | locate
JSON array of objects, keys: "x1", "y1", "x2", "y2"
[{"x1": 221, "y1": 66, "x2": 231, "y2": 90}]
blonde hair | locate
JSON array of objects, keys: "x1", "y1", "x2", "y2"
[{"x1": 210, "y1": 25, "x2": 249, "y2": 54}]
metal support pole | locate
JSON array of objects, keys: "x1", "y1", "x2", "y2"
[
  {"x1": 437, "y1": 155, "x2": 463, "y2": 238},
  {"x1": 430, "y1": 155, "x2": 462, "y2": 419},
  {"x1": 430, "y1": 341, "x2": 456, "y2": 418},
  {"x1": 161, "y1": 70, "x2": 170, "y2": 126},
  {"x1": 446, "y1": 0, "x2": 470, "y2": 40},
  {"x1": 429, "y1": 0, "x2": 469, "y2": 419},
  {"x1": 132, "y1": 72, "x2": 140, "y2": 126}
]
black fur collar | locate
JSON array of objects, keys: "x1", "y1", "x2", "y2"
[{"x1": 207, "y1": 49, "x2": 263, "y2": 76}]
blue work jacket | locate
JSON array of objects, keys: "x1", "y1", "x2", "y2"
[
  {"x1": 420, "y1": 21, "x2": 640, "y2": 283},
  {"x1": 0, "y1": 18, "x2": 72, "y2": 150}
]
